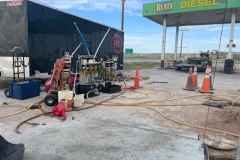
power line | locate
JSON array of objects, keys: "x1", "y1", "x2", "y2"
[{"x1": 203, "y1": 0, "x2": 228, "y2": 145}]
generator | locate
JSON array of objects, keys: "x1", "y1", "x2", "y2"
[
  {"x1": 101, "y1": 53, "x2": 121, "y2": 94},
  {"x1": 74, "y1": 55, "x2": 102, "y2": 98},
  {"x1": 74, "y1": 52, "x2": 121, "y2": 97},
  {"x1": 43, "y1": 22, "x2": 122, "y2": 106}
]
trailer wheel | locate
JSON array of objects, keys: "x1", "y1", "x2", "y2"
[
  {"x1": 4, "y1": 88, "x2": 11, "y2": 98},
  {"x1": 69, "y1": 85, "x2": 73, "y2": 91},
  {"x1": 79, "y1": 86, "x2": 86, "y2": 94},
  {"x1": 44, "y1": 94, "x2": 58, "y2": 106},
  {"x1": 98, "y1": 84, "x2": 104, "y2": 92}
]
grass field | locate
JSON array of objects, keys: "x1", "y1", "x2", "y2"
[
  {"x1": 123, "y1": 53, "x2": 240, "y2": 70},
  {"x1": 124, "y1": 53, "x2": 226, "y2": 60},
  {"x1": 124, "y1": 53, "x2": 240, "y2": 64},
  {"x1": 123, "y1": 62, "x2": 159, "y2": 70}
]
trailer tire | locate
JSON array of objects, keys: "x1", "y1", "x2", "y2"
[
  {"x1": 69, "y1": 86, "x2": 73, "y2": 91},
  {"x1": 44, "y1": 94, "x2": 58, "y2": 106},
  {"x1": 98, "y1": 84, "x2": 104, "y2": 92},
  {"x1": 4, "y1": 88, "x2": 11, "y2": 98}
]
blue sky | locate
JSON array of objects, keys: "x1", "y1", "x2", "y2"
[{"x1": 34, "y1": 0, "x2": 240, "y2": 54}]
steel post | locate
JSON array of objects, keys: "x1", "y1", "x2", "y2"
[
  {"x1": 174, "y1": 26, "x2": 179, "y2": 65},
  {"x1": 160, "y1": 16, "x2": 167, "y2": 69},
  {"x1": 227, "y1": 11, "x2": 236, "y2": 59}
]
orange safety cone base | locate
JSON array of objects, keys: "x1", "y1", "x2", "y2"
[
  {"x1": 134, "y1": 81, "x2": 139, "y2": 88},
  {"x1": 198, "y1": 65, "x2": 212, "y2": 93},
  {"x1": 198, "y1": 89, "x2": 214, "y2": 93},
  {"x1": 183, "y1": 88, "x2": 196, "y2": 91},
  {"x1": 133, "y1": 86, "x2": 143, "y2": 89}
]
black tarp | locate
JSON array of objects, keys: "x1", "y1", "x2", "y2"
[{"x1": 0, "y1": 135, "x2": 25, "y2": 160}]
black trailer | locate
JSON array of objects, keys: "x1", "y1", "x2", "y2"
[
  {"x1": 174, "y1": 58, "x2": 212, "y2": 71},
  {"x1": 0, "y1": 0, "x2": 124, "y2": 77}
]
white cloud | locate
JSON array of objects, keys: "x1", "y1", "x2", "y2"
[
  {"x1": 124, "y1": 34, "x2": 162, "y2": 53},
  {"x1": 194, "y1": 37, "x2": 240, "y2": 44},
  {"x1": 207, "y1": 27, "x2": 223, "y2": 31},
  {"x1": 207, "y1": 26, "x2": 240, "y2": 31},
  {"x1": 33, "y1": 0, "x2": 143, "y2": 15},
  {"x1": 124, "y1": 32, "x2": 177, "y2": 53},
  {"x1": 185, "y1": 24, "x2": 217, "y2": 30},
  {"x1": 124, "y1": 35, "x2": 146, "y2": 46}
]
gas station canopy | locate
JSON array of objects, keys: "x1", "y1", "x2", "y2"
[
  {"x1": 143, "y1": 0, "x2": 240, "y2": 26},
  {"x1": 142, "y1": 0, "x2": 240, "y2": 69}
]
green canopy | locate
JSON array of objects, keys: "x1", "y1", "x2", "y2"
[{"x1": 143, "y1": 0, "x2": 240, "y2": 26}]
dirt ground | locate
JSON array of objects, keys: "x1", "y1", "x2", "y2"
[
  {"x1": 78, "y1": 79, "x2": 240, "y2": 159},
  {"x1": 116, "y1": 67, "x2": 240, "y2": 160},
  {"x1": 110, "y1": 90, "x2": 240, "y2": 160}
]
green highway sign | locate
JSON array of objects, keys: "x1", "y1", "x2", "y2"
[{"x1": 125, "y1": 48, "x2": 133, "y2": 54}]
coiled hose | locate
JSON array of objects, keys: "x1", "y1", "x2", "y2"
[{"x1": 85, "y1": 76, "x2": 240, "y2": 138}]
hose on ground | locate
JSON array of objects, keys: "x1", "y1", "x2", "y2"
[
  {"x1": 86, "y1": 88, "x2": 240, "y2": 138},
  {"x1": 146, "y1": 106, "x2": 239, "y2": 138},
  {"x1": 85, "y1": 93, "x2": 240, "y2": 106},
  {"x1": 3, "y1": 74, "x2": 240, "y2": 138},
  {"x1": 0, "y1": 100, "x2": 43, "y2": 119},
  {"x1": 232, "y1": 96, "x2": 240, "y2": 106},
  {"x1": 15, "y1": 91, "x2": 125, "y2": 134}
]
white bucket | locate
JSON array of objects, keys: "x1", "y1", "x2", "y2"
[
  {"x1": 58, "y1": 91, "x2": 73, "y2": 109},
  {"x1": 73, "y1": 94, "x2": 84, "y2": 107}
]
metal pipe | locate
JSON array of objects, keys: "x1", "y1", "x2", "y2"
[
  {"x1": 94, "y1": 28, "x2": 111, "y2": 59},
  {"x1": 121, "y1": 0, "x2": 126, "y2": 31},
  {"x1": 73, "y1": 60, "x2": 79, "y2": 96},
  {"x1": 70, "y1": 42, "x2": 82, "y2": 60},
  {"x1": 180, "y1": 29, "x2": 183, "y2": 60},
  {"x1": 160, "y1": 16, "x2": 167, "y2": 69},
  {"x1": 174, "y1": 26, "x2": 179, "y2": 65},
  {"x1": 227, "y1": 11, "x2": 236, "y2": 59},
  {"x1": 74, "y1": 22, "x2": 90, "y2": 55}
]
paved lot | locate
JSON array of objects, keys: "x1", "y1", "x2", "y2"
[{"x1": 1, "y1": 67, "x2": 240, "y2": 159}]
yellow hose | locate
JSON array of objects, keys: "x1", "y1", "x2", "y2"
[
  {"x1": 232, "y1": 96, "x2": 240, "y2": 106},
  {"x1": 146, "y1": 106, "x2": 239, "y2": 138},
  {"x1": 86, "y1": 93, "x2": 239, "y2": 106},
  {"x1": 0, "y1": 103, "x2": 28, "y2": 108},
  {"x1": 1, "y1": 74, "x2": 239, "y2": 138},
  {"x1": 85, "y1": 75, "x2": 240, "y2": 138},
  {"x1": 86, "y1": 94, "x2": 239, "y2": 138},
  {"x1": 85, "y1": 101, "x2": 203, "y2": 106},
  {"x1": 0, "y1": 100, "x2": 42, "y2": 119}
]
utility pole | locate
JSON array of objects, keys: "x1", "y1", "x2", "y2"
[
  {"x1": 179, "y1": 29, "x2": 188, "y2": 60},
  {"x1": 121, "y1": 0, "x2": 126, "y2": 31},
  {"x1": 180, "y1": 30, "x2": 183, "y2": 60}
]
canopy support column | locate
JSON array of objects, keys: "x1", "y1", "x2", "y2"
[
  {"x1": 174, "y1": 25, "x2": 179, "y2": 65},
  {"x1": 227, "y1": 10, "x2": 236, "y2": 59},
  {"x1": 160, "y1": 16, "x2": 167, "y2": 69}
]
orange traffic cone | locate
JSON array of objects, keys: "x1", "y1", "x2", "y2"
[
  {"x1": 183, "y1": 68, "x2": 196, "y2": 91},
  {"x1": 208, "y1": 66, "x2": 214, "y2": 90},
  {"x1": 192, "y1": 66, "x2": 198, "y2": 89},
  {"x1": 198, "y1": 65, "x2": 213, "y2": 93},
  {"x1": 134, "y1": 69, "x2": 140, "y2": 88}
]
